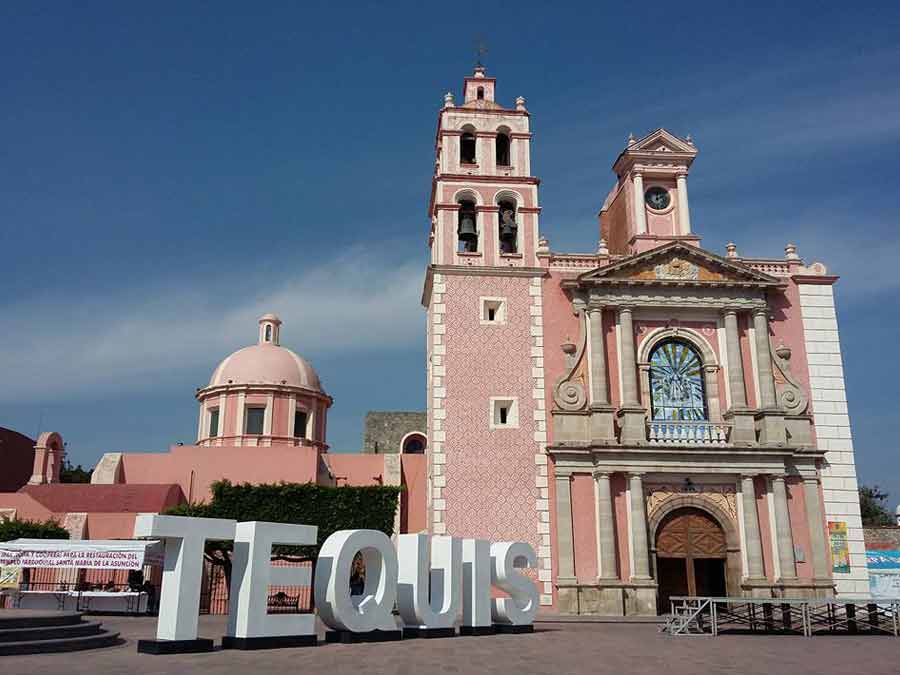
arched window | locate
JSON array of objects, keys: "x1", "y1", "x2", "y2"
[
  {"x1": 402, "y1": 433, "x2": 426, "y2": 454},
  {"x1": 496, "y1": 129, "x2": 511, "y2": 167},
  {"x1": 460, "y1": 126, "x2": 476, "y2": 164},
  {"x1": 649, "y1": 340, "x2": 708, "y2": 421},
  {"x1": 477, "y1": 86, "x2": 485, "y2": 100},
  {"x1": 457, "y1": 199, "x2": 478, "y2": 252}
]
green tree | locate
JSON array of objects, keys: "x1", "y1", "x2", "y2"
[
  {"x1": 0, "y1": 517, "x2": 70, "y2": 542},
  {"x1": 859, "y1": 485, "x2": 895, "y2": 527},
  {"x1": 59, "y1": 460, "x2": 93, "y2": 484},
  {"x1": 165, "y1": 480, "x2": 402, "y2": 591}
]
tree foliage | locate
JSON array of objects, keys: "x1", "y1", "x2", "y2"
[
  {"x1": 165, "y1": 480, "x2": 402, "y2": 584},
  {"x1": 59, "y1": 460, "x2": 93, "y2": 484},
  {"x1": 860, "y1": 485, "x2": 895, "y2": 527},
  {"x1": 0, "y1": 517, "x2": 70, "y2": 542}
]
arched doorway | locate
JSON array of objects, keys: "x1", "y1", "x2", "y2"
[{"x1": 654, "y1": 507, "x2": 728, "y2": 613}]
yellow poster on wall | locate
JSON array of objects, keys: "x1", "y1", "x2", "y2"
[
  {"x1": 0, "y1": 566, "x2": 19, "y2": 589},
  {"x1": 829, "y1": 521, "x2": 851, "y2": 573}
]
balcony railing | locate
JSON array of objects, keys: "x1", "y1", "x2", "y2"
[{"x1": 647, "y1": 420, "x2": 731, "y2": 446}]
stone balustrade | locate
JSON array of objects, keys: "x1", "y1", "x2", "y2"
[{"x1": 647, "y1": 420, "x2": 731, "y2": 446}]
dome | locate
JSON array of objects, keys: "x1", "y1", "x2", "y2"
[{"x1": 206, "y1": 314, "x2": 323, "y2": 392}]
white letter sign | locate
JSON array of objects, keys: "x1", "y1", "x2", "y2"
[
  {"x1": 490, "y1": 541, "x2": 539, "y2": 626},
  {"x1": 397, "y1": 534, "x2": 461, "y2": 632}
]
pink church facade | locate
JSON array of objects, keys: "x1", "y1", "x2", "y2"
[
  {"x1": 422, "y1": 67, "x2": 868, "y2": 614},
  {"x1": 0, "y1": 65, "x2": 869, "y2": 617}
]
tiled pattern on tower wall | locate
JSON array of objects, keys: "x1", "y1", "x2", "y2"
[
  {"x1": 432, "y1": 272, "x2": 552, "y2": 605},
  {"x1": 798, "y1": 282, "x2": 869, "y2": 595}
]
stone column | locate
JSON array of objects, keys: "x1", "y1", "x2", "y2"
[
  {"x1": 802, "y1": 477, "x2": 831, "y2": 581},
  {"x1": 588, "y1": 306, "x2": 610, "y2": 405},
  {"x1": 676, "y1": 173, "x2": 691, "y2": 234},
  {"x1": 723, "y1": 309, "x2": 748, "y2": 409},
  {"x1": 588, "y1": 305, "x2": 615, "y2": 443},
  {"x1": 740, "y1": 474, "x2": 766, "y2": 582},
  {"x1": 617, "y1": 307, "x2": 646, "y2": 443},
  {"x1": 628, "y1": 473, "x2": 651, "y2": 579},
  {"x1": 555, "y1": 474, "x2": 576, "y2": 582},
  {"x1": 752, "y1": 308, "x2": 777, "y2": 409},
  {"x1": 619, "y1": 307, "x2": 638, "y2": 406},
  {"x1": 723, "y1": 309, "x2": 756, "y2": 444},
  {"x1": 632, "y1": 171, "x2": 647, "y2": 234},
  {"x1": 594, "y1": 471, "x2": 617, "y2": 580},
  {"x1": 771, "y1": 475, "x2": 798, "y2": 580}
]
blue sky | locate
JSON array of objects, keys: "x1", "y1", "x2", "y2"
[{"x1": 2, "y1": 3, "x2": 899, "y2": 500}]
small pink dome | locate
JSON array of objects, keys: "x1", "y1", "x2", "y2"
[{"x1": 209, "y1": 343, "x2": 323, "y2": 391}]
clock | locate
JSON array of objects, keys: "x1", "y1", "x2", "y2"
[{"x1": 645, "y1": 186, "x2": 671, "y2": 210}]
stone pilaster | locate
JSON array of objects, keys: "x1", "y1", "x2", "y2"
[
  {"x1": 594, "y1": 471, "x2": 618, "y2": 580},
  {"x1": 616, "y1": 307, "x2": 646, "y2": 444},
  {"x1": 625, "y1": 472, "x2": 656, "y2": 615},
  {"x1": 676, "y1": 172, "x2": 691, "y2": 235},
  {"x1": 555, "y1": 474, "x2": 578, "y2": 614},
  {"x1": 722, "y1": 309, "x2": 756, "y2": 444},
  {"x1": 740, "y1": 474, "x2": 768, "y2": 593},
  {"x1": 587, "y1": 305, "x2": 615, "y2": 443},
  {"x1": 753, "y1": 308, "x2": 787, "y2": 445}
]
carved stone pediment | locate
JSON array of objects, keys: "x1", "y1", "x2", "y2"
[
  {"x1": 572, "y1": 242, "x2": 782, "y2": 289},
  {"x1": 630, "y1": 128, "x2": 697, "y2": 154}
]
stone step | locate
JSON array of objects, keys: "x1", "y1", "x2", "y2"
[
  {"x1": 0, "y1": 611, "x2": 83, "y2": 630},
  {"x1": 0, "y1": 620, "x2": 104, "y2": 642},
  {"x1": 0, "y1": 629, "x2": 121, "y2": 656}
]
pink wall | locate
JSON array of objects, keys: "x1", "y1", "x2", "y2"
[
  {"x1": 401, "y1": 454, "x2": 427, "y2": 534},
  {"x1": 739, "y1": 314, "x2": 758, "y2": 409},
  {"x1": 0, "y1": 493, "x2": 53, "y2": 521},
  {"x1": 571, "y1": 473, "x2": 598, "y2": 582},
  {"x1": 120, "y1": 445, "x2": 320, "y2": 502},
  {"x1": 326, "y1": 454, "x2": 386, "y2": 487},
  {"x1": 612, "y1": 474, "x2": 630, "y2": 579},
  {"x1": 85, "y1": 512, "x2": 140, "y2": 539}
]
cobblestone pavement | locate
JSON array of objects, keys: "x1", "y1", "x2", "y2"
[{"x1": 6, "y1": 615, "x2": 899, "y2": 674}]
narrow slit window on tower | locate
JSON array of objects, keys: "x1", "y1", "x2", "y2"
[
  {"x1": 208, "y1": 408, "x2": 219, "y2": 438},
  {"x1": 460, "y1": 130, "x2": 476, "y2": 164},
  {"x1": 294, "y1": 409, "x2": 308, "y2": 439},
  {"x1": 457, "y1": 199, "x2": 478, "y2": 253},
  {"x1": 496, "y1": 132, "x2": 510, "y2": 166},
  {"x1": 265, "y1": 324, "x2": 272, "y2": 342},
  {"x1": 489, "y1": 397, "x2": 518, "y2": 429},
  {"x1": 477, "y1": 86, "x2": 484, "y2": 100},
  {"x1": 480, "y1": 297, "x2": 505, "y2": 324}
]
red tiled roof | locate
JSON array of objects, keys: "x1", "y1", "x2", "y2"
[{"x1": 19, "y1": 483, "x2": 186, "y2": 513}]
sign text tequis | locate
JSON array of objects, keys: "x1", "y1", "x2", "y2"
[{"x1": 133, "y1": 515, "x2": 539, "y2": 644}]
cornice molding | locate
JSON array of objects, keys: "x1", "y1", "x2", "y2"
[{"x1": 429, "y1": 264, "x2": 545, "y2": 279}]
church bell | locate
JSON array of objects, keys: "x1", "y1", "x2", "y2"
[{"x1": 458, "y1": 213, "x2": 477, "y2": 243}]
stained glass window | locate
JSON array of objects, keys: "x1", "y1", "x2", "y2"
[{"x1": 649, "y1": 340, "x2": 708, "y2": 421}]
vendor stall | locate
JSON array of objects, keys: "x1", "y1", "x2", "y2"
[{"x1": 0, "y1": 538, "x2": 163, "y2": 614}]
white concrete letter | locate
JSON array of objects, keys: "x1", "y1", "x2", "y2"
[
  {"x1": 133, "y1": 514, "x2": 237, "y2": 641},
  {"x1": 397, "y1": 534, "x2": 462, "y2": 629},
  {"x1": 226, "y1": 521, "x2": 318, "y2": 639},
  {"x1": 490, "y1": 542, "x2": 539, "y2": 626},
  {"x1": 314, "y1": 529, "x2": 397, "y2": 632},
  {"x1": 461, "y1": 538, "x2": 491, "y2": 628}
]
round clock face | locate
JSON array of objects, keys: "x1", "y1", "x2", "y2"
[{"x1": 645, "y1": 186, "x2": 671, "y2": 210}]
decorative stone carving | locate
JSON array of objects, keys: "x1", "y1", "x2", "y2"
[
  {"x1": 553, "y1": 308, "x2": 588, "y2": 412},
  {"x1": 645, "y1": 483, "x2": 738, "y2": 523},
  {"x1": 653, "y1": 257, "x2": 699, "y2": 280},
  {"x1": 770, "y1": 342, "x2": 809, "y2": 415}
]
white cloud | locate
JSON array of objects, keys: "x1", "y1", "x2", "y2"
[{"x1": 0, "y1": 245, "x2": 425, "y2": 403}]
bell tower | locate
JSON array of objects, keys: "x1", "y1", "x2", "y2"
[{"x1": 422, "y1": 66, "x2": 553, "y2": 606}]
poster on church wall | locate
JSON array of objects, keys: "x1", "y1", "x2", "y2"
[
  {"x1": 828, "y1": 521, "x2": 851, "y2": 573},
  {"x1": 0, "y1": 566, "x2": 20, "y2": 589}
]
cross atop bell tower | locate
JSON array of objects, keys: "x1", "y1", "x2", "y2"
[{"x1": 427, "y1": 66, "x2": 540, "y2": 269}]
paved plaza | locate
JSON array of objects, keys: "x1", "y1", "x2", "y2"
[{"x1": 4, "y1": 615, "x2": 898, "y2": 674}]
